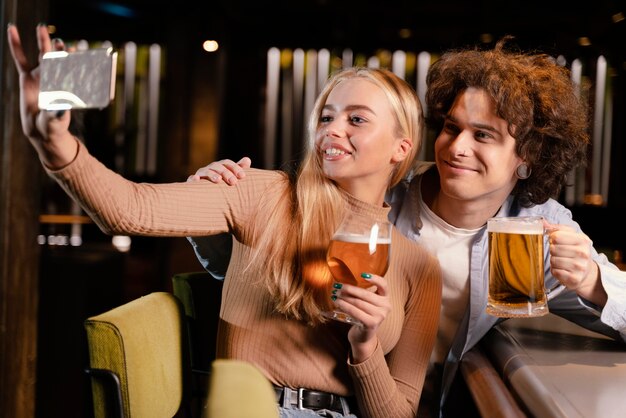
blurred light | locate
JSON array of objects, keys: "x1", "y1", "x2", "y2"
[
  {"x1": 342, "y1": 49, "x2": 354, "y2": 68},
  {"x1": 367, "y1": 56, "x2": 380, "y2": 69},
  {"x1": 376, "y1": 49, "x2": 392, "y2": 68},
  {"x1": 556, "y1": 55, "x2": 567, "y2": 66},
  {"x1": 354, "y1": 53, "x2": 368, "y2": 67},
  {"x1": 76, "y1": 39, "x2": 89, "y2": 51},
  {"x1": 330, "y1": 55, "x2": 343, "y2": 69},
  {"x1": 112, "y1": 235, "x2": 132, "y2": 252},
  {"x1": 398, "y1": 28, "x2": 412, "y2": 39},
  {"x1": 37, "y1": 235, "x2": 46, "y2": 245},
  {"x1": 578, "y1": 37, "x2": 592, "y2": 46},
  {"x1": 96, "y1": 2, "x2": 137, "y2": 18},
  {"x1": 612, "y1": 12, "x2": 625, "y2": 23},
  {"x1": 583, "y1": 194, "x2": 603, "y2": 206},
  {"x1": 47, "y1": 25, "x2": 57, "y2": 35},
  {"x1": 280, "y1": 49, "x2": 293, "y2": 69},
  {"x1": 405, "y1": 52, "x2": 417, "y2": 74},
  {"x1": 392, "y1": 50, "x2": 406, "y2": 79},
  {"x1": 480, "y1": 33, "x2": 493, "y2": 43},
  {"x1": 70, "y1": 235, "x2": 83, "y2": 246},
  {"x1": 203, "y1": 40, "x2": 219, "y2": 52},
  {"x1": 47, "y1": 234, "x2": 69, "y2": 246}
]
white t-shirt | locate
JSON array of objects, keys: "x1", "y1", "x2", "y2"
[{"x1": 417, "y1": 186, "x2": 480, "y2": 364}]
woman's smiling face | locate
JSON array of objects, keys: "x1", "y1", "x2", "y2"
[{"x1": 316, "y1": 77, "x2": 408, "y2": 202}]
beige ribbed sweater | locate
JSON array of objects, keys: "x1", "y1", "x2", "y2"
[{"x1": 48, "y1": 143, "x2": 442, "y2": 418}]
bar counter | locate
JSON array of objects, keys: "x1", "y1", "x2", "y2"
[{"x1": 462, "y1": 313, "x2": 626, "y2": 418}]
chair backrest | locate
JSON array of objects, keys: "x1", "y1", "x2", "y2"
[
  {"x1": 172, "y1": 273, "x2": 278, "y2": 418},
  {"x1": 84, "y1": 292, "x2": 192, "y2": 418},
  {"x1": 204, "y1": 359, "x2": 279, "y2": 418},
  {"x1": 172, "y1": 272, "x2": 223, "y2": 373}
]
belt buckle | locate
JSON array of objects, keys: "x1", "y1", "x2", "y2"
[{"x1": 297, "y1": 388, "x2": 305, "y2": 410}]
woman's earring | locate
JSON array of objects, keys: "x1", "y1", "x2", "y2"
[{"x1": 516, "y1": 163, "x2": 531, "y2": 179}]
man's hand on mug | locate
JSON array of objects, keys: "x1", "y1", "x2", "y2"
[
  {"x1": 187, "y1": 157, "x2": 252, "y2": 185},
  {"x1": 544, "y1": 220, "x2": 605, "y2": 306}
]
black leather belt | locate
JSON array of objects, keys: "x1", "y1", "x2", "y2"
[{"x1": 274, "y1": 385, "x2": 352, "y2": 414}]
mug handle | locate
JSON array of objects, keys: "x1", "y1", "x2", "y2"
[
  {"x1": 544, "y1": 224, "x2": 565, "y2": 301},
  {"x1": 546, "y1": 281, "x2": 565, "y2": 301}
]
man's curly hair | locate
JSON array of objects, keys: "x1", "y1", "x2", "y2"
[{"x1": 425, "y1": 36, "x2": 590, "y2": 207}]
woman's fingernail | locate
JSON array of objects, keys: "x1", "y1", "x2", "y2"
[
  {"x1": 361, "y1": 273, "x2": 372, "y2": 279},
  {"x1": 330, "y1": 295, "x2": 337, "y2": 301},
  {"x1": 333, "y1": 283, "x2": 343, "y2": 289},
  {"x1": 331, "y1": 289, "x2": 338, "y2": 295}
]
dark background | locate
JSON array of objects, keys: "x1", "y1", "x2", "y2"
[
  {"x1": 46, "y1": 0, "x2": 626, "y2": 196},
  {"x1": 45, "y1": 0, "x2": 626, "y2": 248},
  {"x1": 50, "y1": 0, "x2": 625, "y2": 55}
]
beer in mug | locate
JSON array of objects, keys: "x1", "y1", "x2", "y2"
[
  {"x1": 327, "y1": 234, "x2": 390, "y2": 288},
  {"x1": 486, "y1": 216, "x2": 548, "y2": 317},
  {"x1": 323, "y1": 213, "x2": 392, "y2": 325}
]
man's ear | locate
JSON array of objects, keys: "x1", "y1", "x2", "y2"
[{"x1": 391, "y1": 137, "x2": 413, "y2": 163}]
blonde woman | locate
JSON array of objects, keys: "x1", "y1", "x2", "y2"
[{"x1": 8, "y1": 24, "x2": 441, "y2": 418}]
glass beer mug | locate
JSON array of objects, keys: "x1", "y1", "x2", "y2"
[
  {"x1": 323, "y1": 212, "x2": 392, "y2": 325},
  {"x1": 486, "y1": 216, "x2": 564, "y2": 317}
]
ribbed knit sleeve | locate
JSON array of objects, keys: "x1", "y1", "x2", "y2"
[
  {"x1": 45, "y1": 141, "x2": 285, "y2": 240},
  {"x1": 348, "y1": 229, "x2": 442, "y2": 418}
]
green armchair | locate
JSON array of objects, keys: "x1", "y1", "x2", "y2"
[{"x1": 84, "y1": 292, "x2": 193, "y2": 418}]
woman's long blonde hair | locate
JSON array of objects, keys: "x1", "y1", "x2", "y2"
[{"x1": 251, "y1": 67, "x2": 424, "y2": 324}]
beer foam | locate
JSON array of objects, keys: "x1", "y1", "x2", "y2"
[
  {"x1": 332, "y1": 233, "x2": 392, "y2": 244},
  {"x1": 488, "y1": 217, "x2": 543, "y2": 234}
]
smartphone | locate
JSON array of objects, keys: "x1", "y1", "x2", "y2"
[{"x1": 39, "y1": 48, "x2": 118, "y2": 111}]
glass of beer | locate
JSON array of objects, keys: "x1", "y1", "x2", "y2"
[
  {"x1": 486, "y1": 216, "x2": 563, "y2": 317},
  {"x1": 323, "y1": 212, "x2": 392, "y2": 325}
]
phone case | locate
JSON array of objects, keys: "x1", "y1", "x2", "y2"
[{"x1": 39, "y1": 48, "x2": 118, "y2": 110}]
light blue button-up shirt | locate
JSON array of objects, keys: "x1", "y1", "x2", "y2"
[{"x1": 388, "y1": 162, "x2": 626, "y2": 416}]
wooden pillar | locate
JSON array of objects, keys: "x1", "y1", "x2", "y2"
[{"x1": 0, "y1": 1, "x2": 48, "y2": 417}]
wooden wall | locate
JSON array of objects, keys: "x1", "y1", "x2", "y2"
[{"x1": 0, "y1": 1, "x2": 48, "y2": 417}]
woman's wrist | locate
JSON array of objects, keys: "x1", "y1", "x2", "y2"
[
  {"x1": 39, "y1": 132, "x2": 80, "y2": 170},
  {"x1": 350, "y1": 338, "x2": 378, "y2": 364}
]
